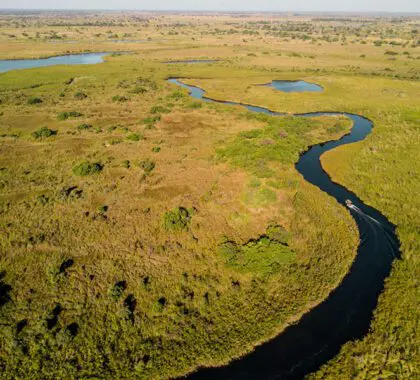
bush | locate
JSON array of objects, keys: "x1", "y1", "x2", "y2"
[
  {"x1": 127, "y1": 133, "x2": 143, "y2": 142},
  {"x1": 110, "y1": 281, "x2": 126, "y2": 300},
  {"x1": 32, "y1": 127, "x2": 56, "y2": 139},
  {"x1": 143, "y1": 116, "x2": 161, "y2": 124},
  {"x1": 168, "y1": 91, "x2": 185, "y2": 100},
  {"x1": 74, "y1": 91, "x2": 88, "y2": 100},
  {"x1": 77, "y1": 123, "x2": 92, "y2": 131},
  {"x1": 98, "y1": 205, "x2": 108, "y2": 214},
  {"x1": 57, "y1": 111, "x2": 83, "y2": 121},
  {"x1": 27, "y1": 97, "x2": 42, "y2": 105},
  {"x1": 163, "y1": 207, "x2": 191, "y2": 231},
  {"x1": 112, "y1": 95, "x2": 129, "y2": 102},
  {"x1": 139, "y1": 159, "x2": 155, "y2": 174},
  {"x1": 122, "y1": 160, "x2": 130, "y2": 168},
  {"x1": 219, "y1": 229, "x2": 294, "y2": 276},
  {"x1": 152, "y1": 146, "x2": 161, "y2": 153},
  {"x1": 72, "y1": 161, "x2": 103, "y2": 176}
]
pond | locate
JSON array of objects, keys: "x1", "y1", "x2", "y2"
[
  {"x1": 264, "y1": 80, "x2": 323, "y2": 92},
  {"x1": 0, "y1": 52, "x2": 108, "y2": 73}
]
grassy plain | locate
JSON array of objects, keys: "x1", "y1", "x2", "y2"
[{"x1": 0, "y1": 10, "x2": 419, "y2": 379}]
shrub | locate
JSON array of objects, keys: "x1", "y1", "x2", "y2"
[
  {"x1": 27, "y1": 97, "x2": 42, "y2": 105},
  {"x1": 152, "y1": 146, "x2": 161, "y2": 153},
  {"x1": 168, "y1": 91, "x2": 185, "y2": 100},
  {"x1": 77, "y1": 123, "x2": 92, "y2": 131},
  {"x1": 57, "y1": 111, "x2": 83, "y2": 121},
  {"x1": 98, "y1": 205, "x2": 108, "y2": 214},
  {"x1": 112, "y1": 95, "x2": 129, "y2": 102},
  {"x1": 32, "y1": 127, "x2": 56, "y2": 139},
  {"x1": 127, "y1": 133, "x2": 143, "y2": 142},
  {"x1": 72, "y1": 161, "x2": 103, "y2": 176},
  {"x1": 74, "y1": 91, "x2": 87, "y2": 100},
  {"x1": 139, "y1": 159, "x2": 155, "y2": 174},
  {"x1": 143, "y1": 116, "x2": 161, "y2": 124},
  {"x1": 122, "y1": 160, "x2": 130, "y2": 168},
  {"x1": 110, "y1": 281, "x2": 126, "y2": 300},
  {"x1": 219, "y1": 230, "x2": 294, "y2": 276},
  {"x1": 163, "y1": 207, "x2": 191, "y2": 231}
]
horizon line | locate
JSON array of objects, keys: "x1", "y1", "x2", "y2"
[{"x1": 0, "y1": 8, "x2": 419, "y2": 14}]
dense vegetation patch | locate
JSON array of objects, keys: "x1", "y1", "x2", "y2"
[
  {"x1": 32, "y1": 127, "x2": 57, "y2": 139},
  {"x1": 220, "y1": 224, "x2": 294, "y2": 276},
  {"x1": 27, "y1": 96, "x2": 42, "y2": 105},
  {"x1": 72, "y1": 161, "x2": 103, "y2": 176},
  {"x1": 163, "y1": 207, "x2": 192, "y2": 231},
  {"x1": 216, "y1": 115, "x2": 345, "y2": 178},
  {"x1": 127, "y1": 133, "x2": 144, "y2": 142},
  {"x1": 57, "y1": 111, "x2": 83, "y2": 120},
  {"x1": 74, "y1": 91, "x2": 88, "y2": 100}
]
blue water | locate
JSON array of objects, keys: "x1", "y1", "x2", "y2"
[
  {"x1": 169, "y1": 78, "x2": 399, "y2": 379},
  {"x1": 265, "y1": 80, "x2": 323, "y2": 93},
  {"x1": 0, "y1": 53, "x2": 108, "y2": 73}
]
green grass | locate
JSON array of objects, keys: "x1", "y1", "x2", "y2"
[
  {"x1": 216, "y1": 115, "x2": 350, "y2": 179},
  {"x1": 220, "y1": 230, "x2": 295, "y2": 277},
  {"x1": 0, "y1": 14, "x2": 418, "y2": 380},
  {"x1": 163, "y1": 207, "x2": 192, "y2": 231}
]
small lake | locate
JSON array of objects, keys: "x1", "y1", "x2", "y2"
[
  {"x1": 0, "y1": 52, "x2": 108, "y2": 73},
  {"x1": 265, "y1": 80, "x2": 323, "y2": 92}
]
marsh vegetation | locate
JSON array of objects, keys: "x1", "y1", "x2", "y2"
[{"x1": 0, "y1": 10, "x2": 418, "y2": 380}]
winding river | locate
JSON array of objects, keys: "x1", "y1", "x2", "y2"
[
  {"x1": 168, "y1": 78, "x2": 399, "y2": 379},
  {"x1": 0, "y1": 52, "x2": 399, "y2": 378}
]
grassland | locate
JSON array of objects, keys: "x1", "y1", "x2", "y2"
[{"x1": 0, "y1": 10, "x2": 419, "y2": 379}]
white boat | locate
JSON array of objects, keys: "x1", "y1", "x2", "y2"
[{"x1": 345, "y1": 199, "x2": 353, "y2": 208}]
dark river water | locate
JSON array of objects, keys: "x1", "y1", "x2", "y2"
[{"x1": 168, "y1": 78, "x2": 399, "y2": 379}]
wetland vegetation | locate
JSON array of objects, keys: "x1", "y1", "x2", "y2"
[{"x1": 0, "y1": 9, "x2": 418, "y2": 380}]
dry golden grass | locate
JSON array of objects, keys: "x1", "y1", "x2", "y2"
[{"x1": 0, "y1": 11, "x2": 418, "y2": 379}]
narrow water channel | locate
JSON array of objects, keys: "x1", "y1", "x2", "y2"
[{"x1": 168, "y1": 78, "x2": 399, "y2": 379}]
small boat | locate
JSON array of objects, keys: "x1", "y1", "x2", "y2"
[{"x1": 345, "y1": 199, "x2": 353, "y2": 208}]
